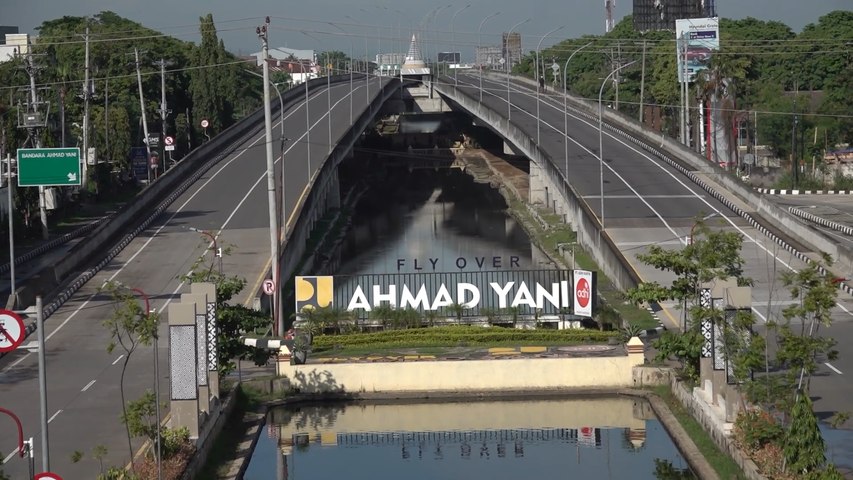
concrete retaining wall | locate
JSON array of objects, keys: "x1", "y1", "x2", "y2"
[{"x1": 276, "y1": 348, "x2": 644, "y2": 394}]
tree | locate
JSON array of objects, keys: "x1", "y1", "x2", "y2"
[
  {"x1": 783, "y1": 391, "x2": 826, "y2": 475},
  {"x1": 179, "y1": 242, "x2": 273, "y2": 375},
  {"x1": 99, "y1": 280, "x2": 158, "y2": 470}
]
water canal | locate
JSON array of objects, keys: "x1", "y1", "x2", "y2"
[{"x1": 244, "y1": 396, "x2": 695, "y2": 479}]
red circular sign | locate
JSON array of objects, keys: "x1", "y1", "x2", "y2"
[
  {"x1": 575, "y1": 278, "x2": 591, "y2": 308},
  {"x1": 0, "y1": 309, "x2": 26, "y2": 353},
  {"x1": 34, "y1": 473, "x2": 64, "y2": 480}
]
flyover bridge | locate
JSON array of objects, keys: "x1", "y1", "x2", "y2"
[{"x1": 3, "y1": 68, "x2": 853, "y2": 478}]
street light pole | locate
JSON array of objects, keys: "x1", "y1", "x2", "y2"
[
  {"x1": 36, "y1": 295, "x2": 49, "y2": 472},
  {"x1": 129, "y1": 287, "x2": 160, "y2": 480},
  {"x1": 189, "y1": 227, "x2": 221, "y2": 277},
  {"x1": 563, "y1": 42, "x2": 593, "y2": 182},
  {"x1": 505, "y1": 18, "x2": 531, "y2": 120},
  {"x1": 451, "y1": 4, "x2": 471, "y2": 86},
  {"x1": 478, "y1": 12, "x2": 501, "y2": 102},
  {"x1": 258, "y1": 17, "x2": 282, "y2": 335},
  {"x1": 535, "y1": 25, "x2": 565, "y2": 145},
  {"x1": 329, "y1": 22, "x2": 354, "y2": 124},
  {"x1": 598, "y1": 60, "x2": 637, "y2": 236}
]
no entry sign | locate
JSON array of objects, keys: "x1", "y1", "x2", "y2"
[{"x1": 0, "y1": 309, "x2": 25, "y2": 353}]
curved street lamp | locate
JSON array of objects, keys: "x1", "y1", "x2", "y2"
[
  {"x1": 505, "y1": 18, "x2": 531, "y2": 120},
  {"x1": 563, "y1": 42, "x2": 593, "y2": 182},
  {"x1": 535, "y1": 25, "x2": 565, "y2": 144},
  {"x1": 477, "y1": 12, "x2": 501, "y2": 102},
  {"x1": 598, "y1": 60, "x2": 637, "y2": 236},
  {"x1": 450, "y1": 4, "x2": 471, "y2": 85},
  {"x1": 328, "y1": 22, "x2": 354, "y2": 124}
]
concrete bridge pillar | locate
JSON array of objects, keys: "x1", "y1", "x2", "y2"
[{"x1": 528, "y1": 161, "x2": 548, "y2": 205}]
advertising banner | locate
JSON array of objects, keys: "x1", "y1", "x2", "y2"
[
  {"x1": 130, "y1": 147, "x2": 149, "y2": 180},
  {"x1": 675, "y1": 17, "x2": 719, "y2": 83},
  {"x1": 572, "y1": 269, "x2": 596, "y2": 317}
]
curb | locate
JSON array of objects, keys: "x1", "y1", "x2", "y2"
[
  {"x1": 755, "y1": 188, "x2": 853, "y2": 196},
  {"x1": 788, "y1": 206, "x2": 853, "y2": 237},
  {"x1": 637, "y1": 302, "x2": 666, "y2": 338}
]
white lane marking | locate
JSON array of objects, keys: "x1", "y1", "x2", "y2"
[
  {"x1": 48, "y1": 409, "x2": 62, "y2": 423},
  {"x1": 471, "y1": 75, "x2": 853, "y2": 318},
  {"x1": 112, "y1": 354, "x2": 124, "y2": 365},
  {"x1": 826, "y1": 362, "x2": 843, "y2": 375},
  {"x1": 81, "y1": 379, "x2": 96, "y2": 392},
  {"x1": 0, "y1": 83, "x2": 355, "y2": 376},
  {"x1": 2, "y1": 450, "x2": 17, "y2": 464}
]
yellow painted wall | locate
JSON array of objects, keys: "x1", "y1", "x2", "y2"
[{"x1": 278, "y1": 353, "x2": 643, "y2": 395}]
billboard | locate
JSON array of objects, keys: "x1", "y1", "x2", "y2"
[
  {"x1": 676, "y1": 17, "x2": 719, "y2": 83},
  {"x1": 295, "y1": 270, "x2": 598, "y2": 320},
  {"x1": 633, "y1": 0, "x2": 705, "y2": 32},
  {"x1": 437, "y1": 52, "x2": 460, "y2": 64}
]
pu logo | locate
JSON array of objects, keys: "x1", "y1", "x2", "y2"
[
  {"x1": 295, "y1": 276, "x2": 334, "y2": 312},
  {"x1": 575, "y1": 278, "x2": 590, "y2": 308}
]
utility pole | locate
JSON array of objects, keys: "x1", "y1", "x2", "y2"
[
  {"x1": 21, "y1": 44, "x2": 49, "y2": 239},
  {"x1": 134, "y1": 48, "x2": 153, "y2": 183},
  {"x1": 614, "y1": 42, "x2": 621, "y2": 111},
  {"x1": 81, "y1": 26, "x2": 90, "y2": 189},
  {"x1": 639, "y1": 39, "x2": 646, "y2": 124},
  {"x1": 257, "y1": 17, "x2": 282, "y2": 336},
  {"x1": 104, "y1": 77, "x2": 109, "y2": 163},
  {"x1": 155, "y1": 59, "x2": 170, "y2": 172}
]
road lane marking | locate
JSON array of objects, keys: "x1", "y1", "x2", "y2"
[
  {"x1": 2, "y1": 450, "x2": 17, "y2": 464},
  {"x1": 826, "y1": 363, "x2": 843, "y2": 375},
  {"x1": 112, "y1": 354, "x2": 124, "y2": 365},
  {"x1": 81, "y1": 379, "x2": 96, "y2": 392},
  {"x1": 472, "y1": 75, "x2": 853, "y2": 319},
  {"x1": 48, "y1": 409, "x2": 62, "y2": 423}
]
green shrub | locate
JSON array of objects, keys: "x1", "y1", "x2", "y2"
[{"x1": 734, "y1": 409, "x2": 784, "y2": 451}]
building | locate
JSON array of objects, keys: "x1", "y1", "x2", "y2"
[
  {"x1": 400, "y1": 34, "x2": 430, "y2": 79},
  {"x1": 0, "y1": 31, "x2": 28, "y2": 63},
  {"x1": 475, "y1": 45, "x2": 503, "y2": 70},
  {"x1": 252, "y1": 46, "x2": 315, "y2": 67},
  {"x1": 376, "y1": 52, "x2": 405, "y2": 77},
  {"x1": 632, "y1": 0, "x2": 716, "y2": 31},
  {"x1": 502, "y1": 32, "x2": 522, "y2": 69}
]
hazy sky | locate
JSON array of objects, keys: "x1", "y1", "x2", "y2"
[{"x1": 1, "y1": 0, "x2": 849, "y2": 58}]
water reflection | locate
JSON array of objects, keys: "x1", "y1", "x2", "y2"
[
  {"x1": 337, "y1": 169, "x2": 537, "y2": 276},
  {"x1": 245, "y1": 397, "x2": 694, "y2": 479}
]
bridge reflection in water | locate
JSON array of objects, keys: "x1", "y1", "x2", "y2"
[{"x1": 245, "y1": 397, "x2": 695, "y2": 479}]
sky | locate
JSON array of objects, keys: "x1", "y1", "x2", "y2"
[{"x1": 1, "y1": 0, "x2": 849, "y2": 59}]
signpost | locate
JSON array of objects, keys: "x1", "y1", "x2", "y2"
[
  {"x1": 262, "y1": 279, "x2": 275, "y2": 296},
  {"x1": 164, "y1": 135, "x2": 175, "y2": 151},
  {"x1": 0, "y1": 309, "x2": 25, "y2": 353},
  {"x1": 16, "y1": 148, "x2": 82, "y2": 187},
  {"x1": 34, "y1": 473, "x2": 64, "y2": 480}
]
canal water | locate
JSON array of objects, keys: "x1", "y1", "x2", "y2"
[
  {"x1": 336, "y1": 167, "x2": 539, "y2": 276},
  {"x1": 244, "y1": 396, "x2": 695, "y2": 479}
]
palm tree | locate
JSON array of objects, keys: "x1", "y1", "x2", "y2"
[{"x1": 694, "y1": 48, "x2": 750, "y2": 169}]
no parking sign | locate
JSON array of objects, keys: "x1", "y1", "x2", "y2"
[{"x1": 34, "y1": 473, "x2": 64, "y2": 480}]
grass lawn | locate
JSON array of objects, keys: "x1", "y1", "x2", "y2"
[
  {"x1": 652, "y1": 385, "x2": 747, "y2": 480},
  {"x1": 309, "y1": 326, "x2": 618, "y2": 357},
  {"x1": 508, "y1": 199, "x2": 658, "y2": 330}
]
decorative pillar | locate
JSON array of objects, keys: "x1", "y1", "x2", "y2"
[
  {"x1": 192, "y1": 283, "x2": 219, "y2": 401},
  {"x1": 168, "y1": 302, "x2": 199, "y2": 438},
  {"x1": 182, "y1": 292, "x2": 210, "y2": 414}
]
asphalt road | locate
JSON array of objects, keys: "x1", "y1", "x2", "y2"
[
  {"x1": 0, "y1": 75, "x2": 388, "y2": 478},
  {"x1": 773, "y1": 194, "x2": 853, "y2": 250},
  {"x1": 447, "y1": 73, "x2": 853, "y2": 427}
]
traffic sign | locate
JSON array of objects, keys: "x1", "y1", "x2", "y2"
[
  {"x1": 551, "y1": 63, "x2": 560, "y2": 72},
  {"x1": 34, "y1": 473, "x2": 64, "y2": 480},
  {"x1": 201, "y1": 119, "x2": 209, "y2": 128},
  {"x1": 164, "y1": 136, "x2": 175, "y2": 151},
  {"x1": 0, "y1": 309, "x2": 26, "y2": 353},
  {"x1": 16, "y1": 148, "x2": 82, "y2": 187},
  {"x1": 262, "y1": 279, "x2": 275, "y2": 296}
]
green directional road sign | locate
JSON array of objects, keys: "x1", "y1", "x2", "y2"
[{"x1": 17, "y1": 147, "x2": 82, "y2": 187}]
